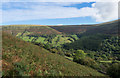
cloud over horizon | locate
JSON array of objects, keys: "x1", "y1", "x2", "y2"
[{"x1": 0, "y1": 1, "x2": 118, "y2": 24}]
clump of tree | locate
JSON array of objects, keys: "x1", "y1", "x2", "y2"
[
  {"x1": 101, "y1": 36, "x2": 120, "y2": 60},
  {"x1": 73, "y1": 50, "x2": 86, "y2": 61},
  {"x1": 106, "y1": 63, "x2": 120, "y2": 78},
  {"x1": 63, "y1": 34, "x2": 110, "y2": 51},
  {"x1": 73, "y1": 50, "x2": 99, "y2": 69}
]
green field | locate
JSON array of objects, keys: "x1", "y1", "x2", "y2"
[{"x1": 16, "y1": 32, "x2": 79, "y2": 47}]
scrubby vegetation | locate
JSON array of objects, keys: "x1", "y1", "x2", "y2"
[
  {"x1": 63, "y1": 34, "x2": 120, "y2": 73},
  {"x1": 106, "y1": 63, "x2": 120, "y2": 78},
  {"x1": 51, "y1": 20, "x2": 118, "y2": 35},
  {"x1": 2, "y1": 32, "x2": 104, "y2": 76}
]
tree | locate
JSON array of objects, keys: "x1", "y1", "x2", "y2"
[
  {"x1": 87, "y1": 52, "x2": 95, "y2": 59},
  {"x1": 101, "y1": 54, "x2": 108, "y2": 60},
  {"x1": 73, "y1": 50, "x2": 99, "y2": 69},
  {"x1": 107, "y1": 63, "x2": 120, "y2": 78},
  {"x1": 73, "y1": 50, "x2": 86, "y2": 63},
  {"x1": 44, "y1": 44, "x2": 51, "y2": 50}
]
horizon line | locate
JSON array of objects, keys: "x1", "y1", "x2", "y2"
[{"x1": 0, "y1": 19, "x2": 119, "y2": 26}]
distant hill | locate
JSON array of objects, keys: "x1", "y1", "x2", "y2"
[
  {"x1": 50, "y1": 25, "x2": 92, "y2": 34},
  {"x1": 2, "y1": 20, "x2": 119, "y2": 36},
  {"x1": 50, "y1": 20, "x2": 119, "y2": 35},
  {"x1": 2, "y1": 25, "x2": 61, "y2": 36},
  {"x1": 83, "y1": 20, "x2": 119, "y2": 35},
  {"x1": 2, "y1": 32, "x2": 104, "y2": 76}
]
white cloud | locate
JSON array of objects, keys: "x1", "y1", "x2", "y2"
[
  {"x1": 57, "y1": 24, "x2": 63, "y2": 25},
  {"x1": 119, "y1": 2, "x2": 120, "y2": 18},
  {"x1": 2, "y1": 4, "x2": 96, "y2": 23},
  {"x1": 1, "y1": 1, "x2": 119, "y2": 24},
  {"x1": 92, "y1": 2, "x2": 118, "y2": 22}
]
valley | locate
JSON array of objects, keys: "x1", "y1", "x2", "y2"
[{"x1": 1, "y1": 20, "x2": 120, "y2": 77}]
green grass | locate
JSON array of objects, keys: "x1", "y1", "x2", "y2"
[
  {"x1": 100, "y1": 60, "x2": 120, "y2": 63},
  {"x1": 35, "y1": 37, "x2": 47, "y2": 43},
  {"x1": 21, "y1": 36, "x2": 30, "y2": 41},
  {"x1": 16, "y1": 33, "x2": 22, "y2": 37},
  {"x1": 99, "y1": 61, "x2": 113, "y2": 63},
  {"x1": 2, "y1": 32, "x2": 104, "y2": 76},
  {"x1": 51, "y1": 35, "x2": 75, "y2": 47},
  {"x1": 16, "y1": 32, "x2": 78, "y2": 47},
  {"x1": 64, "y1": 56, "x2": 73, "y2": 61},
  {"x1": 70, "y1": 35, "x2": 79, "y2": 40}
]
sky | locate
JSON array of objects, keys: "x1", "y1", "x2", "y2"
[{"x1": 0, "y1": 0, "x2": 119, "y2": 25}]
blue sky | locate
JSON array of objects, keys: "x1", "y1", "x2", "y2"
[
  {"x1": 4, "y1": 16, "x2": 96, "y2": 25},
  {"x1": 1, "y1": 2, "x2": 118, "y2": 25},
  {"x1": 63, "y1": 2, "x2": 95, "y2": 9}
]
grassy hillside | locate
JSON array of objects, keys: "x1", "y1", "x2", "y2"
[
  {"x1": 2, "y1": 20, "x2": 119, "y2": 36},
  {"x1": 2, "y1": 32, "x2": 104, "y2": 76},
  {"x1": 2, "y1": 25, "x2": 79, "y2": 47},
  {"x1": 50, "y1": 20, "x2": 118, "y2": 35},
  {"x1": 17, "y1": 33, "x2": 79, "y2": 47},
  {"x1": 83, "y1": 20, "x2": 118, "y2": 35},
  {"x1": 2, "y1": 25, "x2": 61, "y2": 36},
  {"x1": 50, "y1": 25, "x2": 90, "y2": 34}
]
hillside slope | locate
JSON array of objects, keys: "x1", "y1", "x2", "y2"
[
  {"x1": 2, "y1": 25, "x2": 61, "y2": 36},
  {"x1": 84, "y1": 20, "x2": 119, "y2": 35},
  {"x1": 2, "y1": 20, "x2": 119, "y2": 36},
  {"x1": 50, "y1": 20, "x2": 119, "y2": 35},
  {"x1": 2, "y1": 32, "x2": 104, "y2": 76}
]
